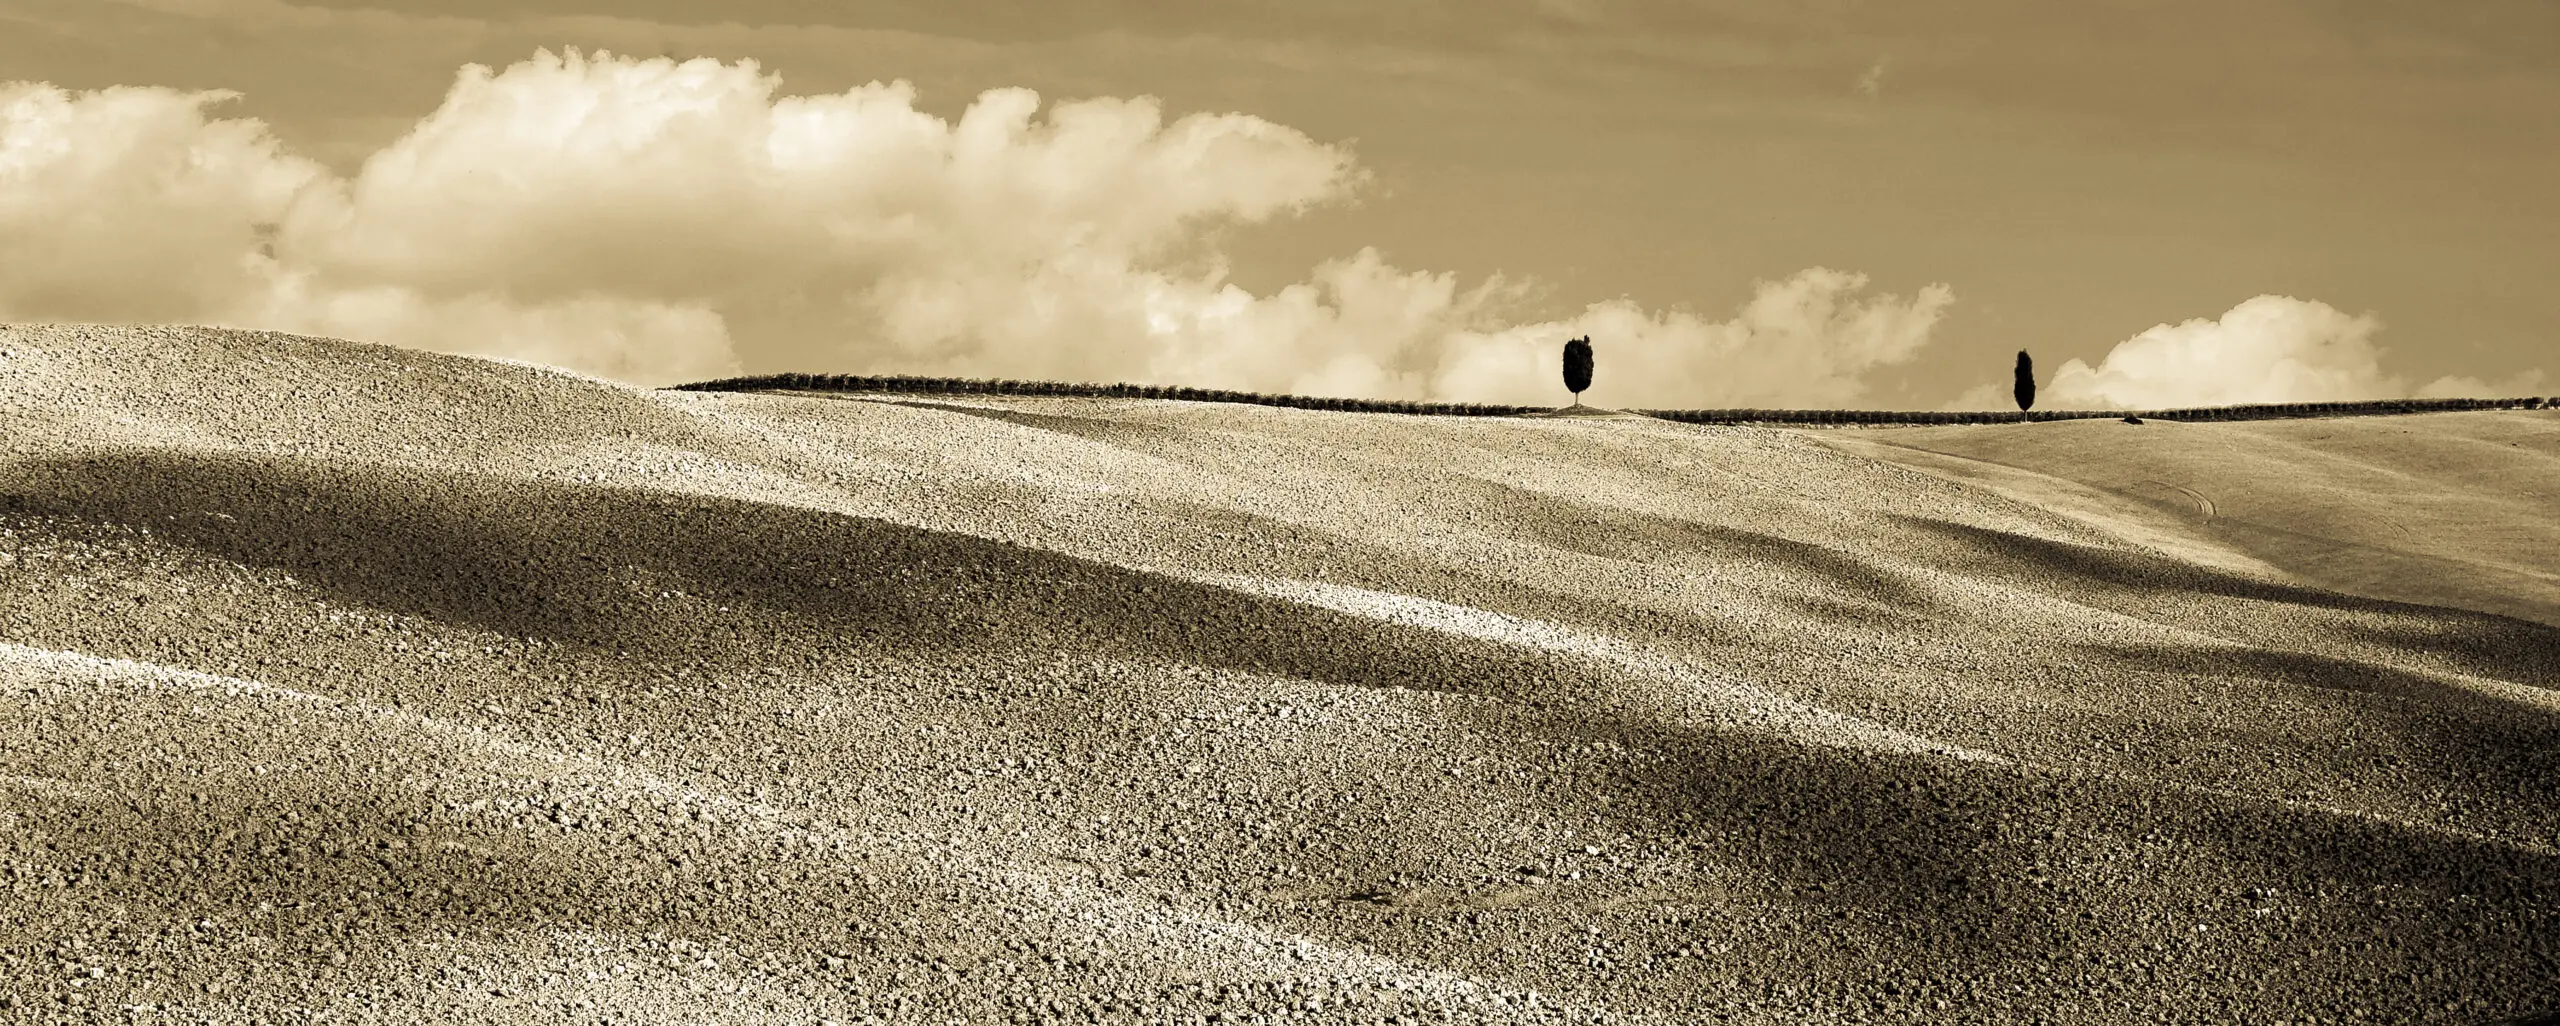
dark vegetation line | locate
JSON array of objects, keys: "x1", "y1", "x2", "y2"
[
  {"x1": 1637, "y1": 396, "x2": 2551, "y2": 425},
  {"x1": 664, "y1": 373, "x2": 2553, "y2": 425}
]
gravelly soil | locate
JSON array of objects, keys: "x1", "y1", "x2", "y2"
[{"x1": 1, "y1": 324, "x2": 2555, "y2": 1025}]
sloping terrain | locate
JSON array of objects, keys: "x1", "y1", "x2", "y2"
[
  {"x1": 0, "y1": 324, "x2": 2554, "y2": 1025},
  {"x1": 1823, "y1": 414, "x2": 2560, "y2": 629}
]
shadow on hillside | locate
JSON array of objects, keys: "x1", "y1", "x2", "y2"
[
  {"x1": 2196, "y1": 510, "x2": 2560, "y2": 631},
  {"x1": 1420, "y1": 475, "x2": 1947, "y2": 615},
  {"x1": 0, "y1": 450, "x2": 1626, "y2": 705},
  {"x1": 2072, "y1": 641, "x2": 2560, "y2": 816},
  {"x1": 1517, "y1": 710, "x2": 2560, "y2": 1009},
  {"x1": 846, "y1": 400, "x2": 1951, "y2": 626},
  {"x1": 864, "y1": 398, "x2": 1194, "y2": 448},
  {"x1": 1895, "y1": 516, "x2": 2560, "y2": 689}
]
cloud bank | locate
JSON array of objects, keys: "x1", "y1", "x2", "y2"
[
  {"x1": 2029, "y1": 295, "x2": 2545, "y2": 410},
  {"x1": 2, "y1": 49, "x2": 1962, "y2": 402},
  {"x1": 0, "y1": 84, "x2": 323, "y2": 323}
]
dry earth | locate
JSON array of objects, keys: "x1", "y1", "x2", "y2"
[{"x1": 0, "y1": 324, "x2": 2555, "y2": 1025}]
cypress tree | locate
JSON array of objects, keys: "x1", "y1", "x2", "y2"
[
  {"x1": 2013, "y1": 351, "x2": 2037, "y2": 412},
  {"x1": 1562, "y1": 336, "x2": 1595, "y2": 407}
]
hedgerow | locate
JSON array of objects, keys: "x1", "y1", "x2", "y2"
[{"x1": 664, "y1": 374, "x2": 2549, "y2": 425}]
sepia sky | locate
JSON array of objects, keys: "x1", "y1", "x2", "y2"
[{"x1": 2, "y1": 0, "x2": 2553, "y2": 407}]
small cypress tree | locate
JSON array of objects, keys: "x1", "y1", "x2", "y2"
[
  {"x1": 1562, "y1": 336, "x2": 1594, "y2": 407},
  {"x1": 2013, "y1": 351, "x2": 2037, "y2": 412}
]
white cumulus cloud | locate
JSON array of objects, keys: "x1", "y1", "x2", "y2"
[
  {"x1": 1429, "y1": 267, "x2": 1955, "y2": 407},
  {"x1": 2029, "y1": 295, "x2": 2544, "y2": 410},
  {"x1": 1, "y1": 48, "x2": 1958, "y2": 400},
  {"x1": 0, "y1": 83, "x2": 321, "y2": 322}
]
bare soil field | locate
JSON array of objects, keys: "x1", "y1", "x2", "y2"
[{"x1": 2, "y1": 324, "x2": 2554, "y2": 1024}]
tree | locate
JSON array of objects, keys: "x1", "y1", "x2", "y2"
[
  {"x1": 2012, "y1": 350, "x2": 2037, "y2": 413},
  {"x1": 1562, "y1": 336, "x2": 1594, "y2": 407}
]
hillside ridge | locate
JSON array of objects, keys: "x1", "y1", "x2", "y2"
[{"x1": 2, "y1": 324, "x2": 2555, "y2": 1025}]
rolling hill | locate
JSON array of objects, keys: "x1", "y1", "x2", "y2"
[{"x1": 1, "y1": 324, "x2": 2554, "y2": 1024}]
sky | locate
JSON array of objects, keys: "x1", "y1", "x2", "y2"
[{"x1": 1, "y1": 0, "x2": 2553, "y2": 408}]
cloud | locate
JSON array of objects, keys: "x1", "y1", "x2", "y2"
[
  {"x1": 281, "y1": 53, "x2": 1355, "y2": 304},
  {"x1": 2412, "y1": 368, "x2": 2548, "y2": 399},
  {"x1": 1427, "y1": 268, "x2": 1955, "y2": 408},
  {"x1": 0, "y1": 70, "x2": 742, "y2": 382},
  {"x1": 229, "y1": 268, "x2": 740, "y2": 385},
  {"x1": 1857, "y1": 60, "x2": 1888, "y2": 98},
  {"x1": 1, "y1": 48, "x2": 1956, "y2": 400},
  {"x1": 2021, "y1": 295, "x2": 2545, "y2": 410},
  {"x1": 0, "y1": 83, "x2": 322, "y2": 322}
]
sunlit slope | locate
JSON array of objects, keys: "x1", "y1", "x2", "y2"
[
  {"x1": 1, "y1": 325, "x2": 2555, "y2": 1025},
  {"x1": 1822, "y1": 413, "x2": 2560, "y2": 628}
]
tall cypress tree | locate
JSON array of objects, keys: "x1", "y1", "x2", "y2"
[
  {"x1": 1562, "y1": 336, "x2": 1594, "y2": 407},
  {"x1": 2013, "y1": 351, "x2": 2037, "y2": 413}
]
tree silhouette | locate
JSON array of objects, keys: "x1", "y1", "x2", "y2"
[
  {"x1": 1562, "y1": 336, "x2": 1594, "y2": 407},
  {"x1": 2013, "y1": 350, "x2": 2037, "y2": 413}
]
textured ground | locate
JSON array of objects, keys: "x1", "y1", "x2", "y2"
[
  {"x1": 0, "y1": 324, "x2": 2555, "y2": 1025},
  {"x1": 1824, "y1": 414, "x2": 2560, "y2": 629}
]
